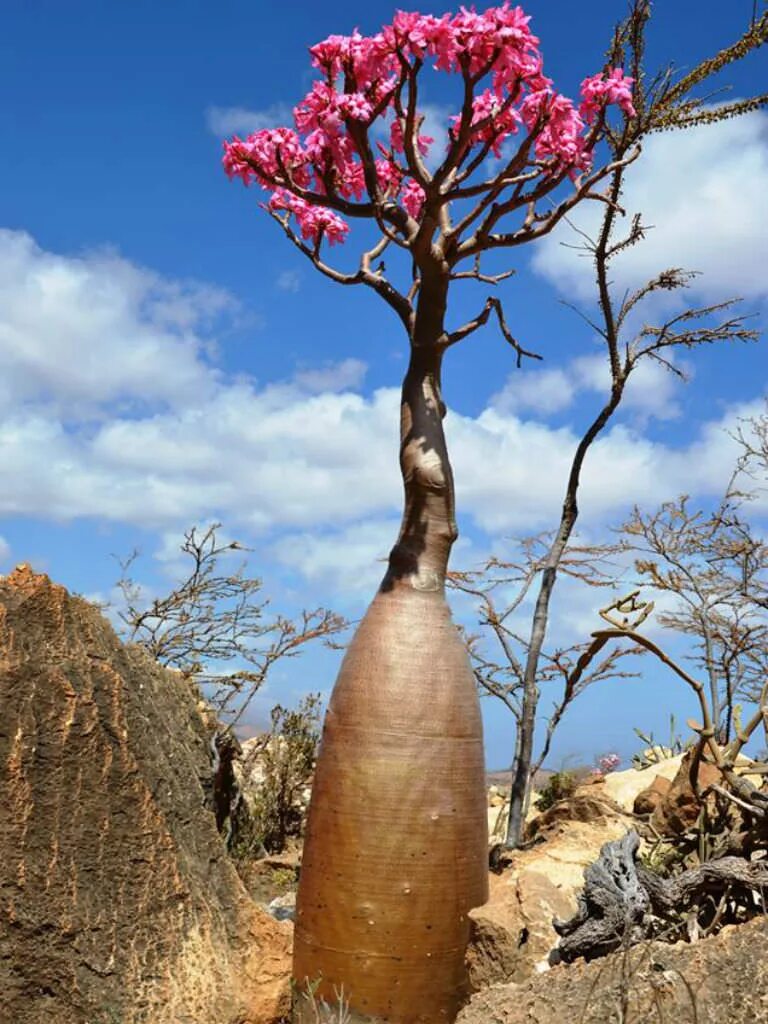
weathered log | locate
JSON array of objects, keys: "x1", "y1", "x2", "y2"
[
  {"x1": 638, "y1": 856, "x2": 768, "y2": 917},
  {"x1": 550, "y1": 828, "x2": 768, "y2": 965},
  {"x1": 550, "y1": 830, "x2": 649, "y2": 963}
]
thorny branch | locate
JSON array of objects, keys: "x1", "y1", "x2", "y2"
[{"x1": 500, "y1": 1, "x2": 765, "y2": 847}]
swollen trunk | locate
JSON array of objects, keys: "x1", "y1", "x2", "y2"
[{"x1": 293, "y1": 345, "x2": 488, "y2": 1022}]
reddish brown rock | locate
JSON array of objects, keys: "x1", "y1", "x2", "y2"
[
  {"x1": 458, "y1": 915, "x2": 768, "y2": 1024},
  {"x1": 633, "y1": 774, "x2": 672, "y2": 815},
  {"x1": 0, "y1": 566, "x2": 292, "y2": 1024},
  {"x1": 650, "y1": 750, "x2": 721, "y2": 836}
]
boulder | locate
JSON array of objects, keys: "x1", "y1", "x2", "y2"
[
  {"x1": 458, "y1": 915, "x2": 768, "y2": 1024},
  {"x1": 0, "y1": 566, "x2": 292, "y2": 1024},
  {"x1": 633, "y1": 774, "x2": 672, "y2": 815},
  {"x1": 650, "y1": 749, "x2": 721, "y2": 836},
  {"x1": 599, "y1": 755, "x2": 683, "y2": 812}
]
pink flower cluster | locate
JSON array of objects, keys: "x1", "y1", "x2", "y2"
[
  {"x1": 580, "y1": 68, "x2": 636, "y2": 124},
  {"x1": 596, "y1": 752, "x2": 622, "y2": 775},
  {"x1": 269, "y1": 189, "x2": 349, "y2": 246},
  {"x1": 222, "y1": 5, "x2": 635, "y2": 244},
  {"x1": 520, "y1": 90, "x2": 591, "y2": 171},
  {"x1": 451, "y1": 88, "x2": 523, "y2": 158}
]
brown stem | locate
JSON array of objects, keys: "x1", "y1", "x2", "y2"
[{"x1": 382, "y1": 338, "x2": 457, "y2": 592}]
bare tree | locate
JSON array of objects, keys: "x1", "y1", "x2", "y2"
[
  {"x1": 572, "y1": 591, "x2": 768, "y2": 856},
  {"x1": 499, "y1": 9, "x2": 766, "y2": 847},
  {"x1": 737, "y1": 404, "x2": 768, "y2": 490},
  {"x1": 116, "y1": 523, "x2": 347, "y2": 726},
  {"x1": 450, "y1": 536, "x2": 642, "y2": 789},
  {"x1": 622, "y1": 489, "x2": 768, "y2": 741}
]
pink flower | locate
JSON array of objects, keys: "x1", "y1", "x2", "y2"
[
  {"x1": 223, "y1": 7, "x2": 636, "y2": 245},
  {"x1": 376, "y1": 157, "x2": 402, "y2": 195},
  {"x1": 390, "y1": 118, "x2": 433, "y2": 157},
  {"x1": 337, "y1": 92, "x2": 374, "y2": 122},
  {"x1": 401, "y1": 178, "x2": 425, "y2": 218},
  {"x1": 269, "y1": 188, "x2": 349, "y2": 245},
  {"x1": 580, "y1": 68, "x2": 636, "y2": 123},
  {"x1": 451, "y1": 88, "x2": 522, "y2": 157},
  {"x1": 596, "y1": 752, "x2": 621, "y2": 775},
  {"x1": 222, "y1": 127, "x2": 310, "y2": 188}
]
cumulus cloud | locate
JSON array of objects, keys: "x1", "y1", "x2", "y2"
[
  {"x1": 0, "y1": 227, "x2": 762, "y2": 567},
  {"x1": 0, "y1": 229, "x2": 235, "y2": 416},
  {"x1": 532, "y1": 112, "x2": 768, "y2": 303},
  {"x1": 293, "y1": 358, "x2": 367, "y2": 394},
  {"x1": 205, "y1": 103, "x2": 293, "y2": 137},
  {"x1": 273, "y1": 519, "x2": 400, "y2": 598},
  {"x1": 1, "y1": 374, "x2": 757, "y2": 536},
  {"x1": 492, "y1": 352, "x2": 684, "y2": 421}
]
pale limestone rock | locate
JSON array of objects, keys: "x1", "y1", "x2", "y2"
[
  {"x1": 599, "y1": 755, "x2": 684, "y2": 811},
  {"x1": 468, "y1": 811, "x2": 634, "y2": 991}
]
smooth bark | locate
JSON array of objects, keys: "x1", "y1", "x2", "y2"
[{"x1": 294, "y1": 305, "x2": 488, "y2": 1022}]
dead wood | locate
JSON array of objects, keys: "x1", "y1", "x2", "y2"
[{"x1": 551, "y1": 828, "x2": 768, "y2": 964}]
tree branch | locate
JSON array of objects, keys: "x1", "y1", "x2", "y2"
[{"x1": 442, "y1": 295, "x2": 542, "y2": 366}]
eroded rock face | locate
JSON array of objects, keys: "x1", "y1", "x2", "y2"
[
  {"x1": 458, "y1": 915, "x2": 768, "y2": 1024},
  {"x1": 0, "y1": 566, "x2": 291, "y2": 1024}
]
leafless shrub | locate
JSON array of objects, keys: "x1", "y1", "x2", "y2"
[{"x1": 115, "y1": 523, "x2": 347, "y2": 725}]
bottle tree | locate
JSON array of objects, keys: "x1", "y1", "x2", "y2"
[{"x1": 223, "y1": 6, "x2": 635, "y2": 1020}]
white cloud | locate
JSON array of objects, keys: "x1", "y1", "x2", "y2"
[
  {"x1": 573, "y1": 353, "x2": 684, "y2": 421},
  {"x1": 276, "y1": 269, "x2": 301, "y2": 293},
  {"x1": 0, "y1": 535, "x2": 9, "y2": 566},
  {"x1": 19, "y1": 376, "x2": 748, "y2": 537},
  {"x1": 206, "y1": 103, "x2": 293, "y2": 138},
  {"x1": 0, "y1": 227, "x2": 763, "y2": 573},
  {"x1": 532, "y1": 112, "x2": 768, "y2": 303},
  {"x1": 420, "y1": 103, "x2": 453, "y2": 169},
  {"x1": 492, "y1": 366, "x2": 575, "y2": 415},
  {"x1": 491, "y1": 351, "x2": 683, "y2": 422},
  {"x1": 273, "y1": 519, "x2": 399, "y2": 597},
  {"x1": 293, "y1": 358, "x2": 367, "y2": 394},
  {"x1": 0, "y1": 229, "x2": 234, "y2": 416}
]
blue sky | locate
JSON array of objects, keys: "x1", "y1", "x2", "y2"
[{"x1": 1, "y1": 1, "x2": 766, "y2": 768}]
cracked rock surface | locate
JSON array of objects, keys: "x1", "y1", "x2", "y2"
[{"x1": 0, "y1": 566, "x2": 291, "y2": 1024}]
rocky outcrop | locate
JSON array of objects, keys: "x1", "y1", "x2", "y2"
[
  {"x1": 0, "y1": 566, "x2": 292, "y2": 1024},
  {"x1": 649, "y1": 749, "x2": 721, "y2": 835},
  {"x1": 458, "y1": 915, "x2": 768, "y2": 1024},
  {"x1": 467, "y1": 803, "x2": 634, "y2": 990},
  {"x1": 599, "y1": 755, "x2": 683, "y2": 812}
]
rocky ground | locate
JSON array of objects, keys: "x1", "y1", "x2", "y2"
[{"x1": 458, "y1": 914, "x2": 768, "y2": 1024}]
